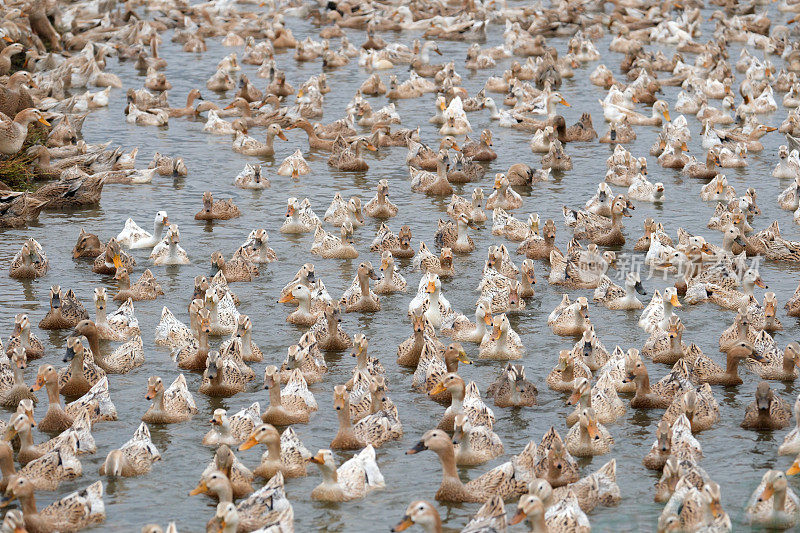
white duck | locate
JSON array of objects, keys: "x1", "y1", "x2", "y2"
[{"x1": 117, "y1": 211, "x2": 169, "y2": 249}]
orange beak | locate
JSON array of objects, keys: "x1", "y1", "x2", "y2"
[
  {"x1": 189, "y1": 480, "x2": 208, "y2": 496},
  {"x1": 38, "y1": 117, "x2": 50, "y2": 127},
  {"x1": 238, "y1": 436, "x2": 258, "y2": 451},
  {"x1": 587, "y1": 419, "x2": 599, "y2": 439},
  {"x1": 755, "y1": 278, "x2": 766, "y2": 288},
  {"x1": 426, "y1": 280, "x2": 436, "y2": 294},
  {"x1": 277, "y1": 131, "x2": 288, "y2": 141},
  {"x1": 278, "y1": 293, "x2": 296, "y2": 303},
  {"x1": 490, "y1": 323, "x2": 501, "y2": 341},
  {"x1": 788, "y1": 461, "x2": 800, "y2": 476},
  {"x1": 392, "y1": 517, "x2": 414, "y2": 531},
  {"x1": 31, "y1": 376, "x2": 45, "y2": 391},
  {"x1": 509, "y1": 509, "x2": 526, "y2": 525},
  {"x1": 559, "y1": 97, "x2": 570, "y2": 107},
  {"x1": 366, "y1": 143, "x2": 378, "y2": 151},
  {"x1": 429, "y1": 381, "x2": 447, "y2": 396},
  {"x1": 483, "y1": 313, "x2": 493, "y2": 325},
  {"x1": 145, "y1": 385, "x2": 157, "y2": 401}
]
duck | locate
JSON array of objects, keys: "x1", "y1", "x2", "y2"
[
  {"x1": 190, "y1": 470, "x2": 292, "y2": 531},
  {"x1": 328, "y1": 137, "x2": 376, "y2": 171},
  {"x1": 780, "y1": 395, "x2": 800, "y2": 456},
  {"x1": 364, "y1": 180, "x2": 398, "y2": 218},
  {"x1": 194, "y1": 192, "x2": 240, "y2": 221},
  {"x1": 99, "y1": 422, "x2": 161, "y2": 477},
  {"x1": 262, "y1": 366, "x2": 315, "y2": 426},
  {"x1": 642, "y1": 315, "x2": 688, "y2": 365},
  {"x1": 745, "y1": 470, "x2": 800, "y2": 529},
  {"x1": 434, "y1": 214, "x2": 475, "y2": 254},
  {"x1": 0, "y1": 347, "x2": 36, "y2": 408},
  {"x1": 565, "y1": 407, "x2": 614, "y2": 457},
  {"x1": 486, "y1": 363, "x2": 537, "y2": 407},
  {"x1": 413, "y1": 243, "x2": 454, "y2": 277},
  {"x1": 324, "y1": 193, "x2": 364, "y2": 228},
  {"x1": 639, "y1": 288, "x2": 682, "y2": 334},
  {"x1": 0, "y1": 477, "x2": 105, "y2": 532},
  {"x1": 486, "y1": 174, "x2": 523, "y2": 211},
  {"x1": 622, "y1": 356, "x2": 672, "y2": 409},
  {"x1": 309, "y1": 446, "x2": 385, "y2": 502},
  {"x1": 0, "y1": 432, "x2": 80, "y2": 492},
  {"x1": 113, "y1": 263, "x2": 164, "y2": 302},
  {"x1": 117, "y1": 211, "x2": 169, "y2": 249},
  {"x1": 461, "y1": 130, "x2": 497, "y2": 161},
  {"x1": 310, "y1": 221, "x2": 358, "y2": 259},
  {"x1": 0, "y1": 108, "x2": 50, "y2": 155},
  {"x1": 375, "y1": 251, "x2": 407, "y2": 294},
  {"x1": 31, "y1": 364, "x2": 73, "y2": 432},
  {"x1": 281, "y1": 197, "x2": 321, "y2": 233},
  {"x1": 371, "y1": 224, "x2": 415, "y2": 258},
  {"x1": 548, "y1": 295, "x2": 591, "y2": 336},
  {"x1": 405, "y1": 429, "x2": 520, "y2": 503},
  {"x1": 203, "y1": 405, "x2": 260, "y2": 448},
  {"x1": 517, "y1": 219, "x2": 559, "y2": 260},
  {"x1": 749, "y1": 340, "x2": 799, "y2": 381},
  {"x1": 593, "y1": 273, "x2": 647, "y2": 310},
  {"x1": 338, "y1": 262, "x2": 380, "y2": 312},
  {"x1": 277, "y1": 149, "x2": 311, "y2": 178},
  {"x1": 310, "y1": 302, "x2": 352, "y2": 352},
  {"x1": 451, "y1": 414, "x2": 504, "y2": 466},
  {"x1": 39, "y1": 286, "x2": 88, "y2": 330},
  {"x1": 741, "y1": 381, "x2": 792, "y2": 430},
  {"x1": 199, "y1": 350, "x2": 248, "y2": 397},
  {"x1": 480, "y1": 313, "x2": 524, "y2": 360},
  {"x1": 149, "y1": 225, "x2": 190, "y2": 266},
  {"x1": 141, "y1": 374, "x2": 197, "y2": 424},
  {"x1": 8, "y1": 238, "x2": 48, "y2": 279},
  {"x1": 443, "y1": 301, "x2": 491, "y2": 345},
  {"x1": 411, "y1": 150, "x2": 453, "y2": 196},
  {"x1": 72, "y1": 229, "x2": 104, "y2": 259},
  {"x1": 6, "y1": 314, "x2": 44, "y2": 359},
  {"x1": 233, "y1": 124, "x2": 287, "y2": 157},
  {"x1": 233, "y1": 164, "x2": 269, "y2": 190},
  {"x1": 692, "y1": 340, "x2": 761, "y2": 386},
  {"x1": 429, "y1": 373, "x2": 494, "y2": 432},
  {"x1": 238, "y1": 423, "x2": 311, "y2": 479},
  {"x1": 59, "y1": 336, "x2": 105, "y2": 397},
  {"x1": 628, "y1": 175, "x2": 665, "y2": 203}
]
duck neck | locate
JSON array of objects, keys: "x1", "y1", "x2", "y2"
[
  {"x1": 268, "y1": 382, "x2": 282, "y2": 409},
  {"x1": 336, "y1": 402, "x2": 356, "y2": 438},
  {"x1": 46, "y1": 378, "x2": 62, "y2": 408},
  {"x1": 198, "y1": 329, "x2": 209, "y2": 354},
  {"x1": 153, "y1": 220, "x2": 165, "y2": 241},
  {"x1": 527, "y1": 512, "x2": 548, "y2": 533},
  {"x1": 84, "y1": 329, "x2": 100, "y2": 359},
  {"x1": 456, "y1": 221, "x2": 469, "y2": 247},
  {"x1": 69, "y1": 350, "x2": 84, "y2": 377},
  {"x1": 435, "y1": 445, "x2": 461, "y2": 485},
  {"x1": 773, "y1": 485, "x2": 788, "y2": 512},
  {"x1": 213, "y1": 479, "x2": 234, "y2": 504},
  {"x1": 724, "y1": 354, "x2": 742, "y2": 379},
  {"x1": 0, "y1": 449, "x2": 14, "y2": 480},
  {"x1": 95, "y1": 303, "x2": 107, "y2": 325},
  {"x1": 265, "y1": 130, "x2": 276, "y2": 151},
  {"x1": 495, "y1": 326, "x2": 508, "y2": 348},
  {"x1": 784, "y1": 352, "x2": 796, "y2": 374},
  {"x1": 264, "y1": 437, "x2": 281, "y2": 461},
  {"x1": 152, "y1": 388, "x2": 166, "y2": 414},
  {"x1": 18, "y1": 491, "x2": 37, "y2": 518},
  {"x1": 562, "y1": 362, "x2": 575, "y2": 383},
  {"x1": 240, "y1": 330, "x2": 252, "y2": 357},
  {"x1": 448, "y1": 387, "x2": 464, "y2": 415},
  {"x1": 358, "y1": 270, "x2": 371, "y2": 299},
  {"x1": 634, "y1": 372, "x2": 653, "y2": 399},
  {"x1": 18, "y1": 425, "x2": 35, "y2": 455}
]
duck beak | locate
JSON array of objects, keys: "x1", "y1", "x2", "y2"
[
  {"x1": 788, "y1": 461, "x2": 800, "y2": 476},
  {"x1": 189, "y1": 480, "x2": 208, "y2": 496},
  {"x1": 670, "y1": 294, "x2": 682, "y2": 307},
  {"x1": 31, "y1": 375, "x2": 45, "y2": 391},
  {"x1": 567, "y1": 389, "x2": 581, "y2": 405},
  {"x1": 490, "y1": 323, "x2": 501, "y2": 341},
  {"x1": 308, "y1": 452, "x2": 324, "y2": 464},
  {"x1": 559, "y1": 97, "x2": 570, "y2": 107},
  {"x1": 663, "y1": 110, "x2": 671, "y2": 122},
  {"x1": 223, "y1": 103, "x2": 235, "y2": 110},
  {"x1": 145, "y1": 385, "x2": 157, "y2": 401},
  {"x1": 406, "y1": 440, "x2": 428, "y2": 454},
  {"x1": 366, "y1": 143, "x2": 378, "y2": 151},
  {"x1": 755, "y1": 277, "x2": 766, "y2": 288},
  {"x1": 278, "y1": 293, "x2": 296, "y2": 303},
  {"x1": 587, "y1": 419, "x2": 600, "y2": 439},
  {"x1": 391, "y1": 516, "x2": 414, "y2": 531},
  {"x1": 458, "y1": 349, "x2": 471, "y2": 364},
  {"x1": 426, "y1": 281, "x2": 436, "y2": 294},
  {"x1": 758, "y1": 484, "x2": 775, "y2": 503},
  {"x1": 483, "y1": 313, "x2": 493, "y2": 326},
  {"x1": 429, "y1": 382, "x2": 447, "y2": 396},
  {"x1": 1, "y1": 36, "x2": 12, "y2": 43},
  {"x1": 277, "y1": 131, "x2": 288, "y2": 141},
  {"x1": 509, "y1": 509, "x2": 526, "y2": 525},
  {"x1": 635, "y1": 281, "x2": 647, "y2": 295}
]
